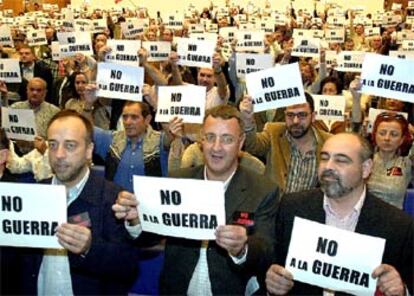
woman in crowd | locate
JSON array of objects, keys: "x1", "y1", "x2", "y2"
[
  {"x1": 368, "y1": 112, "x2": 413, "y2": 209},
  {"x1": 65, "y1": 71, "x2": 110, "y2": 129}
]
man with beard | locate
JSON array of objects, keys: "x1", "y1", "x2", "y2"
[
  {"x1": 240, "y1": 92, "x2": 331, "y2": 193},
  {"x1": 265, "y1": 133, "x2": 413, "y2": 295},
  {"x1": 14, "y1": 110, "x2": 138, "y2": 294}
]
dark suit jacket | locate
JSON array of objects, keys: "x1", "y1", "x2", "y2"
[
  {"x1": 17, "y1": 172, "x2": 138, "y2": 295},
  {"x1": 20, "y1": 61, "x2": 55, "y2": 105},
  {"x1": 274, "y1": 189, "x2": 414, "y2": 295},
  {"x1": 160, "y1": 166, "x2": 279, "y2": 295}
]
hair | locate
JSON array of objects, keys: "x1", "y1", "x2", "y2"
[
  {"x1": 28, "y1": 77, "x2": 48, "y2": 91},
  {"x1": 19, "y1": 44, "x2": 35, "y2": 55},
  {"x1": 319, "y1": 76, "x2": 343, "y2": 95},
  {"x1": 123, "y1": 101, "x2": 151, "y2": 118},
  {"x1": 354, "y1": 133, "x2": 374, "y2": 162},
  {"x1": 47, "y1": 109, "x2": 93, "y2": 144},
  {"x1": 69, "y1": 71, "x2": 89, "y2": 99},
  {"x1": 304, "y1": 92, "x2": 315, "y2": 112},
  {"x1": 0, "y1": 128, "x2": 10, "y2": 150},
  {"x1": 371, "y1": 112, "x2": 412, "y2": 155},
  {"x1": 203, "y1": 105, "x2": 245, "y2": 131}
]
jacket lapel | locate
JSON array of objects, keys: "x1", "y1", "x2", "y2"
[{"x1": 224, "y1": 168, "x2": 249, "y2": 223}]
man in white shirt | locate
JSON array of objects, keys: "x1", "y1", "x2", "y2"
[
  {"x1": 113, "y1": 105, "x2": 279, "y2": 294},
  {"x1": 266, "y1": 133, "x2": 413, "y2": 296}
]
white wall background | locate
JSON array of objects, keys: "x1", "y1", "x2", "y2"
[{"x1": 71, "y1": 0, "x2": 384, "y2": 17}]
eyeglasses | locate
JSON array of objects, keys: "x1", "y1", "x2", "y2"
[
  {"x1": 202, "y1": 133, "x2": 238, "y2": 145},
  {"x1": 285, "y1": 112, "x2": 309, "y2": 120},
  {"x1": 377, "y1": 112, "x2": 406, "y2": 121}
]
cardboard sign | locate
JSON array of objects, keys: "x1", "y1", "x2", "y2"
[
  {"x1": 389, "y1": 51, "x2": 414, "y2": 60},
  {"x1": 133, "y1": 176, "x2": 225, "y2": 240},
  {"x1": 324, "y1": 28, "x2": 345, "y2": 43},
  {"x1": 366, "y1": 108, "x2": 408, "y2": 133},
  {"x1": 0, "y1": 25, "x2": 14, "y2": 47},
  {"x1": 0, "y1": 59, "x2": 22, "y2": 83},
  {"x1": 27, "y1": 29, "x2": 47, "y2": 47},
  {"x1": 313, "y1": 95, "x2": 346, "y2": 121},
  {"x1": 361, "y1": 53, "x2": 414, "y2": 103},
  {"x1": 245, "y1": 63, "x2": 306, "y2": 113},
  {"x1": 286, "y1": 217, "x2": 385, "y2": 296},
  {"x1": 142, "y1": 41, "x2": 171, "y2": 62},
  {"x1": 121, "y1": 19, "x2": 145, "y2": 39},
  {"x1": 176, "y1": 38, "x2": 215, "y2": 68},
  {"x1": 57, "y1": 31, "x2": 93, "y2": 57},
  {"x1": 291, "y1": 38, "x2": 320, "y2": 58},
  {"x1": 155, "y1": 85, "x2": 206, "y2": 124},
  {"x1": 236, "y1": 53, "x2": 274, "y2": 79},
  {"x1": 96, "y1": 62, "x2": 144, "y2": 101},
  {"x1": 235, "y1": 31, "x2": 265, "y2": 52},
  {"x1": 105, "y1": 39, "x2": 141, "y2": 66},
  {"x1": 0, "y1": 182, "x2": 66, "y2": 249},
  {"x1": 335, "y1": 51, "x2": 365, "y2": 72},
  {"x1": 1, "y1": 107, "x2": 36, "y2": 141}
]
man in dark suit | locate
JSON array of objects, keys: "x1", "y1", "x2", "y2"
[
  {"x1": 113, "y1": 105, "x2": 279, "y2": 294},
  {"x1": 14, "y1": 110, "x2": 138, "y2": 294},
  {"x1": 266, "y1": 133, "x2": 413, "y2": 296},
  {"x1": 19, "y1": 44, "x2": 55, "y2": 105}
]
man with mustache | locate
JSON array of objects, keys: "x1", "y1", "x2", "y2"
[
  {"x1": 240, "y1": 92, "x2": 331, "y2": 193},
  {"x1": 266, "y1": 133, "x2": 413, "y2": 295}
]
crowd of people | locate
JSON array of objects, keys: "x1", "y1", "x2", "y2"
[{"x1": 0, "y1": 0, "x2": 413, "y2": 295}]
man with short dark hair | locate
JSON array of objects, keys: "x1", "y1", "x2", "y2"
[
  {"x1": 114, "y1": 105, "x2": 279, "y2": 294},
  {"x1": 240, "y1": 93, "x2": 331, "y2": 193},
  {"x1": 265, "y1": 133, "x2": 413, "y2": 295},
  {"x1": 15, "y1": 109, "x2": 138, "y2": 295}
]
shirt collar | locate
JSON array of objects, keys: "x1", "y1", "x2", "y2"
[
  {"x1": 203, "y1": 166, "x2": 237, "y2": 192},
  {"x1": 323, "y1": 186, "x2": 366, "y2": 219},
  {"x1": 52, "y1": 168, "x2": 90, "y2": 206}
]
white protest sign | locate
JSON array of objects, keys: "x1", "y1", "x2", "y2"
[
  {"x1": 0, "y1": 59, "x2": 21, "y2": 83},
  {"x1": 121, "y1": 19, "x2": 145, "y2": 39},
  {"x1": 142, "y1": 41, "x2": 171, "y2": 62},
  {"x1": 236, "y1": 53, "x2": 274, "y2": 79},
  {"x1": 189, "y1": 24, "x2": 205, "y2": 34},
  {"x1": 325, "y1": 50, "x2": 338, "y2": 69},
  {"x1": 27, "y1": 29, "x2": 47, "y2": 47},
  {"x1": 293, "y1": 29, "x2": 324, "y2": 40},
  {"x1": 1, "y1": 108, "x2": 36, "y2": 141},
  {"x1": 156, "y1": 85, "x2": 206, "y2": 124},
  {"x1": 96, "y1": 63, "x2": 144, "y2": 101},
  {"x1": 324, "y1": 28, "x2": 345, "y2": 43},
  {"x1": 134, "y1": 176, "x2": 225, "y2": 240},
  {"x1": 235, "y1": 30, "x2": 265, "y2": 52},
  {"x1": 0, "y1": 182, "x2": 66, "y2": 249},
  {"x1": 361, "y1": 53, "x2": 414, "y2": 103},
  {"x1": 291, "y1": 38, "x2": 320, "y2": 58},
  {"x1": 74, "y1": 19, "x2": 93, "y2": 32},
  {"x1": 364, "y1": 27, "x2": 381, "y2": 38},
  {"x1": 105, "y1": 39, "x2": 140, "y2": 66},
  {"x1": 51, "y1": 41, "x2": 61, "y2": 61},
  {"x1": 396, "y1": 31, "x2": 414, "y2": 44},
  {"x1": 335, "y1": 51, "x2": 365, "y2": 72},
  {"x1": 166, "y1": 14, "x2": 184, "y2": 30},
  {"x1": 286, "y1": 217, "x2": 385, "y2": 296},
  {"x1": 389, "y1": 50, "x2": 414, "y2": 60},
  {"x1": 176, "y1": 38, "x2": 215, "y2": 68},
  {"x1": 0, "y1": 25, "x2": 14, "y2": 47},
  {"x1": 366, "y1": 108, "x2": 408, "y2": 133},
  {"x1": 327, "y1": 16, "x2": 346, "y2": 26},
  {"x1": 402, "y1": 40, "x2": 414, "y2": 51},
  {"x1": 92, "y1": 18, "x2": 108, "y2": 33},
  {"x1": 57, "y1": 31, "x2": 93, "y2": 57},
  {"x1": 313, "y1": 95, "x2": 346, "y2": 121},
  {"x1": 190, "y1": 32, "x2": 218, "y2": 42},
  {"x1": 245, "y1": 63, "x2": 306, "y2": 113}
]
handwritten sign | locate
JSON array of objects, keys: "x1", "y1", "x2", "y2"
[
  {"x1": 105, "y1": 39, "x2": 141, "y2": 66},
  {"x1": 156, "y1": 85, "x2": 206, "y2": 124},
  {"x1": 0, "y1": 59, "x2": 21, "y2": 83},
  {"x1": 0, "y1": 182, "x2": 66, "y2": 249},
  {"x1": 314, "y1": 95, "x2": 346, "y2": 121},
  {"x1": 96, "y1": 62, "x2": 144, "y2": 101},
  {"x1": 236, "y1": 53, "x2": 274, "y2": 79},
  {"x1": 245, "y1": 63, "x2": 306, "y2": 113},
  {"x1": 176, "y1": 38, "x2": 215, "y2": 68},
  {"x1": 57, "y1": 31, "x2": 93, "y2": 57},
  {"x1": 286, "y1": 217, "x2": 385, "y2": 296},
  {"x1": 335, "y1": 51, "x2": 365, "y2": 72},
  {"x1": 134, "y1": 176, "x2": 225, "y2": 240},
  {"x1": 361, "y1": 53, "x2": 414, "y2": 103}
]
